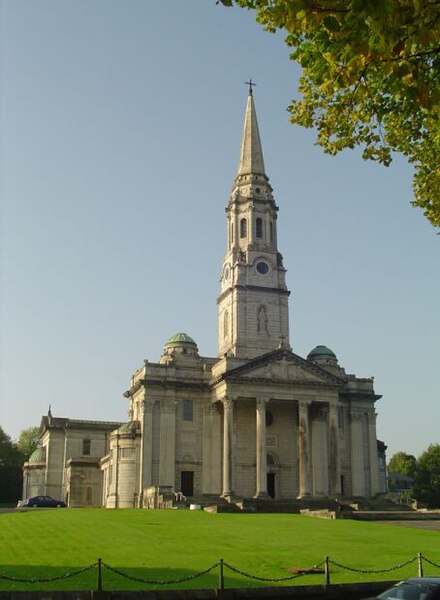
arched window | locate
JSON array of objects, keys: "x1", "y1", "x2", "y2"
[
  {"x1": 256, "y1": 217, "x2": 263, "y2": 238},
  {"x1": 224, "y1": 309, "x2": 229, "y2": 339},
  {"x1": 240, "y1": 218, "x2": 247, "y2": 239},
  {"x1": 267, "y1": 454, "x2": 277, "y2": 466},
  {"x1": 269, "y1": 221, "x2": 273, "y2": 243}
]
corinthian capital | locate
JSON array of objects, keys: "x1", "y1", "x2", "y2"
[
  {"x1": 256, "y1": 397, "x2": 269, "y2": 412},
  {"x1": 221, "y1": 396, "x2": 234, "y2": 411}
]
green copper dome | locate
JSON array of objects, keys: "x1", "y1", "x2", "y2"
[
  {"x1": 28, "y1": 446, "x2": 46, "y2": 463},
  {"x1": 165, "y1": 333, "x2": 197, "y2": 347},
  {"x1": 307, "y1": 345, "x2": 337, "y2": 360}
]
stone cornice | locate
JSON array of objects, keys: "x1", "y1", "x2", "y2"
[
  {"x1": 39, "y1": 415, "x2": 124, "y2": 433},
  {"x1": 126, "y1": 378, "x2": 210, "y2": 395},
  {"x1": 210, "y1": 376, "x2": 340, "y2": 390},
  {"x1": 209, "y1": 348, "x2": 345, "y2": 388},
  {"x1": 339, "y1": 390, "x2": 382, "y2": 402},
  {"x1": 217, "y1": 284, "x2": 290, "y2": 305}
]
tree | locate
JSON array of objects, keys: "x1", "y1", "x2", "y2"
[
  {"x1": 413, "y1": 444, "x2": 440, "y2": 508},
  {"x1": 16, "y1": 426, "x2": 40, "y2": 461},
  {"x1": 0, "y1": 426, "x2": 23, "y2": 503},
  {"x1": 219, "y1": 0, "x2": 440, "y2": 228},
  {"x1": 388, "y1": 451, "x2": 417, "y2": 478}
]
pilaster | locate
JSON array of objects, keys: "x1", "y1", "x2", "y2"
[
  {"x1": 159, "y1": 399, "x2": 177, "y2": 487},
  {"x1": 202, "y1": 403, "x2": 222, "y2": 494},
  {"x1": 328, "y1": 403, "x2": 342, "y2": 496},
  {"x1": 350, "y1": 409, "x2": 365, "y2": 497},
  {"x1": 140, "y1": 399, "x2": 154, "y2": 502},
  {"x1": 367, "y1": 411, "x2": 380, "y2": 496}
]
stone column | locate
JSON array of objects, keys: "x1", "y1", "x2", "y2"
[
  {"x1": 311, "y1": 407, "x2": 328, "y2": 497},
  {"x1": 221, "y1": 396, "x2": 234, "y2": 498},
  {"x1": 255, "y1": 397, "x2": 268, "y2": 498},
  {"x1": 297, "y1": 400, "x2": 312, "y2": 498},
  {"x1": 350, "y1": 410, "x2": 365, "y2": 497},
  {"x1": 159, "y1": 399, "x2": 177, "y2": 488},
  {"x1": 328, "y1": 403, "x2": 342, "y2": 497}
]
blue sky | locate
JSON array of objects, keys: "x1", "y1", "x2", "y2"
[{"x1": 1, "y1": 0, "x2": 438, "y2": 460}]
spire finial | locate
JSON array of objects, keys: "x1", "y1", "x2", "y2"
[{"x1": 245, "y1": 78, "x2": 257, "y2": 96}]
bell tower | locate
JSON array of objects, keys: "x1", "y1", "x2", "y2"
[{"x1": 217, "y1": 88, "x2": 291, "y2": 359}]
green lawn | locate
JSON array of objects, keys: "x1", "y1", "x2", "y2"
[{"x1": 0, "y1": 509, "x2": 439, "y2": 591}]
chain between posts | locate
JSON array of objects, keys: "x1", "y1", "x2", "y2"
[
  {"x1": 222, "y1": 560, "x2": 326, "y2": 582},
  {"x1": 1, "y1": 553, "x2": 439, "y2": 589},
  {"x1": 102, "y1": 561, "x2": 220, "y2": 585},
  {"x1": 328, "y1": 555, "x2": 417, "y2": 574},
  {"x1": 423, "y1": 555, "x2": 440, "y2": 569},
  {"x1": 0, "y1": 563, "x2": 97, "y2": 583}
]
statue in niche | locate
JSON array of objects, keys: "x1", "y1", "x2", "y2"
[
  {"x1": 277, "y1": 252, "x2": 284, "y2": 267},
  {"x1": 257, "y1": 305, "x2": 268, "y2": 334}
]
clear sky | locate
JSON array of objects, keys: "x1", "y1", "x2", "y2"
[{"x1": 1, "y1": 0, "x2": 438, "y2": 461}]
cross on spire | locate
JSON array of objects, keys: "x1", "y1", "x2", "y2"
[{"x1": 245, "y1": 78, "x2": 257, "y2": 96}]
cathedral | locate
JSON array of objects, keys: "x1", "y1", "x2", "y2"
[{"x1": 22, "y1": 91, "x2": 385, "y2": 508}]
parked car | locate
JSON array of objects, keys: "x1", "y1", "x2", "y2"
[
  {"x1": 367, "y1": 577, "x2": 440, "y2": 599},
  {"x1": 19, "y1": 496, "x2": 67, "y2": 508}
]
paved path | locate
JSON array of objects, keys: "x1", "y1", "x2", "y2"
[{"x1": 378, "y1": 520, "x2": 440, "y2": 531}]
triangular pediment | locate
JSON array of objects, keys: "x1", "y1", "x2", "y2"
[{"x1": 218, "y1": 349, "x2": 344, "y2": 386}]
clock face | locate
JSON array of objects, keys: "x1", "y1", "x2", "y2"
[
  {"x1": 224, "y1": 266, "x2": 230, "y2": 281},
  {"x1": 256, "y1": 261, "x2": 269, "y2": 275}
]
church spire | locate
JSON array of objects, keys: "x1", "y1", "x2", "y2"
[
  {"x1": 217, "y1": 89, "x2": 291, "y2": 360},
  {"x1": 236, "y1": 89, "x2": 266, "y2": 179}
]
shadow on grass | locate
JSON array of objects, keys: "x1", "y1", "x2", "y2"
[{"x1": 0, "y1": 564, "x2": 253, "y2": 592}]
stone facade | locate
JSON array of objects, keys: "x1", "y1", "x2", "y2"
[
  {"x1": 22, "y1": 415, "x2": 123, "y2": 506},
  {"x1": 22, "y1": 92, "x2": 384, "y2": 508}
]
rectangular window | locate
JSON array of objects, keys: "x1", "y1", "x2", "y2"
[
  {"x1": 183, "y1": 399, "x2": 193, "y2": 422},
  {"x1": 82, "y1": 439, "x2": 91, "y2": 456}
]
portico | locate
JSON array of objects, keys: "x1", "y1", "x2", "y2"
[{"x1": 213, "y1": 357, "x2": 349, "y2": 501}]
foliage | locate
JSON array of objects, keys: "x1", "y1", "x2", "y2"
[
  {"x1": 0, "y1": 509, "x2": 439, "y2": 591},
  {"x1": 387, "y1": 446, "x2": 440, "y2": 507},
  {"x1": 388, "y1": 451, "x2": 417, "y2": 478},
  {"x1": 413, "y1": 444, "x2": 440, "y2": 508},
  {"x1": 16, "y1": 426, "x2": 41, "y2": 460},
  {"x1": 0, "y1": 426, "x2": 23, "y2": 502},
  {"x1": 219, "y1": 0, "x2": 440, "y2": 228}
]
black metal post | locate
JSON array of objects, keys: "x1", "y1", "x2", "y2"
[
  {"x1": 324, "y1": 556, "x2": 330, "y2": 586},
  {"x1": 219, "y1": 558, "x2": 224, "y2": 590},
  {"x1": 97, "y1": 557, "x2": 103, "y2": 591},
  {"x1": 418, "y1": 552, "x2": 424, "y2": 577}
]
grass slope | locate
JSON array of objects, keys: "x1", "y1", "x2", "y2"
[{"x1": 0, "y1": 509, "x2": 439, "y2": 591}]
